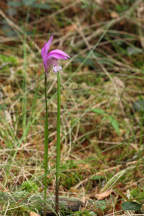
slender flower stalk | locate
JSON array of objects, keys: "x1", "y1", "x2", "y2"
[
  {"x1": 41, "y1": 35, "x2": 70, "y2": 214},
  {"x1": 44, "y1": 70, "x2": 48, "y2": 202},
  {"x1": 55, "y1": 71, "x2": 61, "y2": 213}
]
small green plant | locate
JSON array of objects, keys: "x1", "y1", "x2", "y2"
[
  {"x1": 21, "y1": 180, "x2": 38, "y2": 192},
  {"x1": 130, "y1": 187, "x2": 144, "y2": 201}
]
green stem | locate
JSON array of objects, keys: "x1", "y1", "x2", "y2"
[
  {"x1": 22, "y1": 33, "x2": 27, "y2": 137},
  {"x1": 44, "y1": 72, "x2": 48, "y2": 203},
  {"x1": 55, "y1": 71, "x2": 61, "y2": 214}
]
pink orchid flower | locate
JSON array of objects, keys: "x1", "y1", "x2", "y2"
[{"x1": 41, "y1": 35, "x2": 70, "y2": 73}]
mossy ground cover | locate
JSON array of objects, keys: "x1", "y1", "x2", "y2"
[{"x1": 0, "y1": 0, "x2": 144, "y2": 215}]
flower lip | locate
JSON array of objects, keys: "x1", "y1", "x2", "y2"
[{"x1": 41, "y1": 35, "x2": 70, "y2": 73}]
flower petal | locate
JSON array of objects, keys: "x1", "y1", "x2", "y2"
[
  {"x1": 45, "y1": 35, "x2": 53, "y2": 53},
  {"x1": 48, "y1": 49, "x2": 70, "y2": 59},
  {"x1": 41, "y1": 35, "x2": 53, "y2": 58},
  {"x1": 47, "y1": 53, "x2": 69, "y2": 61}
]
